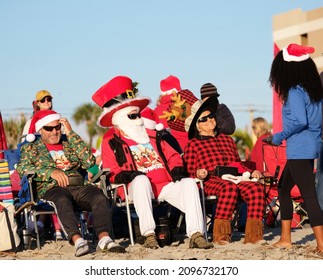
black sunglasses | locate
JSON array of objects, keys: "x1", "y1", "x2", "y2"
[
  {"x1": 127, "y1": 113, "x2": 141, "y2": 120},
  {"x1": 198, "y1": 112, "x2": 216, "y2": 123},
  {"x1": 42, "y1": 123, "x2": 61, "y2": 132},
  {"x1": 39, "y1": 96, "x2": 53, "y2": 103}
]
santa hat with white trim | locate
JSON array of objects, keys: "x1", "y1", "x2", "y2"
[
  {"x1": 141, "y1": 107, "x2": 164, "y2": 131},
  {"x1": 92, "y1": 75, "x2": 150, "y2": 128},
  {"x1": 160, "y1": 75, "x2": 181, "y2": 95},
  {"x1": 26, "y1": 109, "x2": 61, "y2": 142},
  {"x1": 282, "y1": 43, "x2": 315, "y2": 62}
]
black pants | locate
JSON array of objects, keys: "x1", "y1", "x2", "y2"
[
  {"x1": 278, "y1": 159, "x2": 323, "y2": 227},
  {"x1": 43, "y1": 185, "x2": 112, "y2": 241}
]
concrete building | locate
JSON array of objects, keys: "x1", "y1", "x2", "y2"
[{"x1": 273, "y1": 7, "x2": 323, "y2": 72}]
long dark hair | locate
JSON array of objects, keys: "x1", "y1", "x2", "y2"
[{"x1": 269, "y1": 51, "x2": 323, "y2": 103}]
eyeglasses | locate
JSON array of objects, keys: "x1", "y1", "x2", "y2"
[
  {"x1": 39, "y1": 96, "x2": 53, "y2": 103},
  {"x1": 127, "y1": 113, "x2": 141, "y2": 120},
  {"x1": 42, "y1": 123, "x2": 61, "y2": 132},
  {"x1": 198, "y1": 112, "x2": 216, "y2": 123}
]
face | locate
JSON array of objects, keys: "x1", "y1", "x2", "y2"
[
  {"x1": 39, "y1": 119, "x2": 62, "y2": 144},
  {"x1": 37, "y1": 96, "x2": 53, "y2": 110},
  {"x1": 197, "y1": 110, "x2": 216, "y2": 136}
]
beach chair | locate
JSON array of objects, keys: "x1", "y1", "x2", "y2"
[
  {"x1": 262, "y1": 144, "x2": 309, "y2": 228},
  {"x1": 102, "y1": 178, "x2": 185, "y2": 247},
  {"x1": 13, "y1": 135, "x2": 101, "y2": 250}
]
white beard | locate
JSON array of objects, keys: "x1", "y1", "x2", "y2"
[
  {"x1": 112, "y1": 106, "x2": 150, "y2": 144},
  {"x1": 118, "y1": 118, "x2": 150, "y2": 144}
]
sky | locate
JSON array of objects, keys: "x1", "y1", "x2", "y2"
[{"x1": 1, "y1": 0, "x2": 323, "y2": 142}]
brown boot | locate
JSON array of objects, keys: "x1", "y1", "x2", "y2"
[
  {"x1": 143, "y1": 233, "x2": 159, "y2": 249},
  {"x1": 213, "y1": 219, "x2": 232, "y2": 245},
  {"x1": 189, "y1": 232, "x2": 214, "y2": 249},
  {"x1": 244, "y1": 218, "x2": 264, "y2": 244}
]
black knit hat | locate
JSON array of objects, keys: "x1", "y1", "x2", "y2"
[{"x1": 200, "y1": 83, "x2": 219, "y2": 99}]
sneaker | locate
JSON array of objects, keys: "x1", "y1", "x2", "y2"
[
  {"x1": 96, "y1": 240, "x2": 126, "y2": 253},
  {"x1": 189, "y1": 232, "x2": 214, "y2": 249},
  {"x1": 143, "y1": 233, "x2": 159, "y2": 249},
  {"x1": 75, "y1": 241, "x2": 90, "y2": 257}
]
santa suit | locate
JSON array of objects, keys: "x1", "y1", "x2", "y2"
[{"x1": 101, "y1": 128, "x2": 204, "y2": 237}]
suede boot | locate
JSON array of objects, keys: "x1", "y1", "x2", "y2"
[
  {"x1": 244, "y1": 218, "x2": 264, "y2": 244},
  {"x1": 213, "y1": 219, "x2": 232, "y2": 245}
]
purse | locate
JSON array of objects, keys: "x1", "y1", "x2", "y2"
[{"x1": 214, "y1": 165, "x2": 238, "y2": 177}]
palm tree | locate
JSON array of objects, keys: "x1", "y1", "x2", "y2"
[
  {"x1": 232, "y1": 129, "x2": 253, "y2": 161},
  {"x1": 3, "y1": 113, "x2": 27, "y2": 149},
  {"x1": 72, "y1": 103, "x2": 105, "y2": 148}
]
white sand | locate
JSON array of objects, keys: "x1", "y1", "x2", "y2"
[{"x1": 1, "y1": 225, "x2": 322, "y2": 260}]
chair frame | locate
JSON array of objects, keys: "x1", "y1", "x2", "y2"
[{"x1": 262, "y1": 144, "x2": 309, "y2": 228}]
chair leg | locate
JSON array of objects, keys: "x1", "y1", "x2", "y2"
[
  {"x1": 33, "y1": 212, "x2": 41, "y2": 250},
  {"x1": 123, "y1": 184, "x2": 134, "y2": 245}
]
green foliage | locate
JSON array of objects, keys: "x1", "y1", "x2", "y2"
[
  {"x1": 72, "y1": 103, "x2": 106, "y2": 148},
  {"x1": 3, "y1": 113, "x2": 27, "y2": 149},
  {"x1": 232, "y1": 129, "x2": 253, "y2": 160}
]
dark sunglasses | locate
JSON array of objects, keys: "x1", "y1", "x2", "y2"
[
  {"x1": 42, "y1": 123, "x2": 61, "y2": 132},
  {"x1": 127, "y1": 113, "x2": 141, "y2": 120},
  {"x1": 39, "y1": 96, "x2": 53, "y2": 103},
  {"x1": 198, "y1": 112, "x2": 216, "y2": 123}
]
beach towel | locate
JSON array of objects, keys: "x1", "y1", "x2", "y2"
[{"x1": 0, "y1": 161, "x2": 14, "y2": 204}]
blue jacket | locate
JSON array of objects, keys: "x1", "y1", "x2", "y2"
[{"x1": 272, "y1": 86, "x2": 322, "y2": 159}]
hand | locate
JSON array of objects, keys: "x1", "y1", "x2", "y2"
[
  {"x1": 196, "y1": 168, "x2": 208, "y2": 180},
  {"x1": 251, "y1": 170, "x2": 263, "y2": 180},
  {"x1": 51, "y1": 169, "x2": 69, "y2": 187},
  {"x1": 262, "y1": 136, "x2": 276, "y2": 146},
  {"x1": 59, "y1": 118, "x2": 72, "y2": 135}
]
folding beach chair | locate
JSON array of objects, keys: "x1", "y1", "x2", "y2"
[{"x1": 262, "y1": 144, "x2": 309, "y2": 228}]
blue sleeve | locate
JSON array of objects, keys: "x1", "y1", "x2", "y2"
[{"x1": 272, "y1": 88, "x2": 307, "y2": 145}]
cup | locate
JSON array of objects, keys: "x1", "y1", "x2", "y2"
[{"x1": 22, "y1": 229, "x2": 31, "y2": 249}]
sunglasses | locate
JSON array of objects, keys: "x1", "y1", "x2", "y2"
[
  {"x1": 198, "y1": 112, "x2": 216, "y2": 123},
  {"x1": 39, "y1": 96, "x2": 53, "y2": 103},
  {"x1": 42, "y1": 123, "x2": 62, "y2": 132},
  {"x1": 127, "y1": 113, "x2": 141, "y2": 120}
]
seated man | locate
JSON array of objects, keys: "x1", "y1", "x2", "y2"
[
  {"x1": 92, "y1": 75, "x2": 213, "y2": 250},
  {"x1": 16, "y1": 109, "x2": 125, "y2": 257}
]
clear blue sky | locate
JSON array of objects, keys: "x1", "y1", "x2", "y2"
[{"x1": 1, "y1": 0, "x2": 322, "y2": 140}]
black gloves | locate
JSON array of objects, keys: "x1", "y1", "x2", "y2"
[
  {"x1": 171, "y1": 166, "x2": 188, "y2": 182},
  {"x1": 114, "y1": 171, "x2": 145, "y2": 184}
]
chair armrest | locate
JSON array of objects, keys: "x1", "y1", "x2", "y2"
[{"x1": 90, "y1": 168, "x2": 110, "y2": 184}]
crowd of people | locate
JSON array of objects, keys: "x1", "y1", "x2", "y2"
[{"x1": 4, "y1": 43, "x2": 323, "y2": 257}]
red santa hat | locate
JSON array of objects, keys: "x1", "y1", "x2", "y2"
[
  {"x1": 92, "y1": 75, "x2": 150, "y2": 127},
  {"x1": 26, "y1": 109, "x2": 61, "y2": 142},
  {"x1": 141, "y1": 107, "x2": 164, "y2": 131},
  {"x1": 160, "y1": 75, "x2": 181, "y2": 96},
  {"x1": 282, "y1": 43, "x2": 315, "y2": 62}
]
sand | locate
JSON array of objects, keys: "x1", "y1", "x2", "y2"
[{"x1": 1, "y1": 225, "x2": 322, "y2": 260}]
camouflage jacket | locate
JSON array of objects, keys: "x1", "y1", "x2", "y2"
[{"x1": 16, "y1": 130, "x2": 95, "y2": 198}]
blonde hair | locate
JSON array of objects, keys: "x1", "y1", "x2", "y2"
[{"x1": 252, "y1": 117, "x2": 269, "y2": 138}]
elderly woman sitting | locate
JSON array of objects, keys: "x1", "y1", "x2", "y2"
[{"x1": 183, "y1": 96, "x2": 265, "y2": 245}]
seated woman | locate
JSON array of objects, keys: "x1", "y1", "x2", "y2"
[
  {"x1": 183, "y1": 96, "x2": 265, "y2": 245},
  {"x1": 250, "y1": 117, "x2": 272, "y2": 172}
]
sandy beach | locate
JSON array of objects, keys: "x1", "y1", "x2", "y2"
[{"x1": 1, "y1": 224, "x2": 322, "y2": 260}]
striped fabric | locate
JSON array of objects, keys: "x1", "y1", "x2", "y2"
[{"x1": 0, "y1": 161, "x2": 14, "y2": 204}]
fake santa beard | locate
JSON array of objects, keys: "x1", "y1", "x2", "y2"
[
  {"x1": 112, "y1": 106, "x2": 150, "y2": 144},
  {"x1": 118, "y1": 118, "x2": 150, "y2": 144}
]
